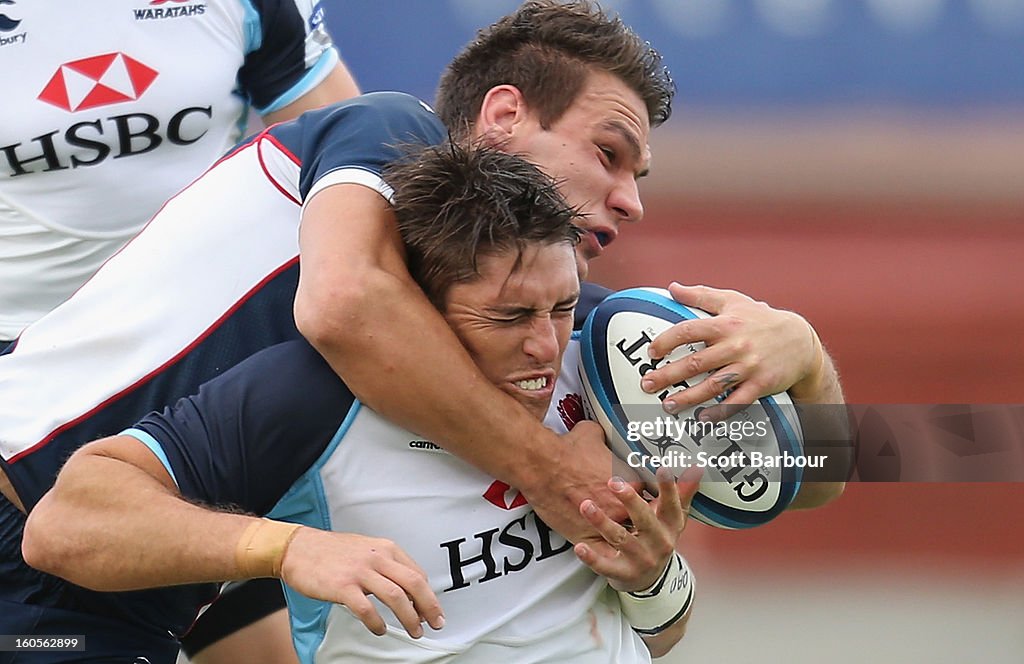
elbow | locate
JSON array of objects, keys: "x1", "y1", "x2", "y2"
[
  {"x1": 23, "y1": 503, "x2": 114, "y2": 592},
  {"x1": 22, "y1": 501, "x2": 72, "y2": 580},
  {"x1": 23, "y1": 495, "x2": 114, "y2": 591},
  {"x1": 294, "y1": 270, "x2": 379, "y2": 354}
]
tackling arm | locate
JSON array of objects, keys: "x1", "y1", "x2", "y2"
[
  {"x1": 293, "y1": 184, "x2": 625, "y2": 541},
  {"x1": 23, "y1": 437, "x2": 443, "y2": 638}
]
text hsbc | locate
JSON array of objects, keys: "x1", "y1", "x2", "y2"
[
  {"x1": 2, "y1": 106, "x2": 212, "y2": 177},
  {"x1": 439, "y1": 511, "x2": 572, "y2": 592}
]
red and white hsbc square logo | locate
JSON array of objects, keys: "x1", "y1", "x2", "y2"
[{"x1": 38, "y1": 52, "x2": 158, "y2": 113}]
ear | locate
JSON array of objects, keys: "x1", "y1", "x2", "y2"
[{"x1": 476, "y1": 85, "x2": 531, "y2": 145}]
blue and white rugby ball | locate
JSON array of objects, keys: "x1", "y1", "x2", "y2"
[{"x1": 579, "y1": 288, "x2": 803, "y2": 529}]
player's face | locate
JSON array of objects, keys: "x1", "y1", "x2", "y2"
[
  {"x1": 443, "y1": 242, "x2": 580, "y2": 420},
  {"x1": 507, "y1": 71, "x2": 652, "y2": 279}
]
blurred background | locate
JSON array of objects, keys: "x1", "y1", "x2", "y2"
[{"x1": 325, "y1": 1, "x2": 1023, "y2": 661}]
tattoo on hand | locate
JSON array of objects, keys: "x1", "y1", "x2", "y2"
[{"x1": 714, "y1": 372, "x2": 739, "y2": 388}]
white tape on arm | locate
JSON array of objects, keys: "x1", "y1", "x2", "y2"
[{"x1": 618, "y1": 552, "x2": 695, "y2": 635}]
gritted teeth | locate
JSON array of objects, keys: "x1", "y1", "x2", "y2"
[{"x1": 515, "y1": 377, "x2": 548, "y2": 391}]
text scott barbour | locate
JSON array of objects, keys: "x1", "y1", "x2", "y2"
[{"x1": 626, "y1": 449, "x2": 828, "y2": 471}]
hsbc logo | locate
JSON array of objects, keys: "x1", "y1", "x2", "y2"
[
  {"x1": 3, "y1": 53, "x2": 210, "y2": 177},
  {"x1": 1, "y1": 51, "x2": 214, "y2": 178},
  {"x1": 3, "y1": 51, "x2": 211, "y2": 177},
  {"x1": 483, "y1": 480, "x2": 528, "y2": 511},
  {"x1": 38, "y1": 52, "x2": 158, "y2": 113},
  {"x1": 439, "y1": 510, "x2": 572, "y2": 592}
]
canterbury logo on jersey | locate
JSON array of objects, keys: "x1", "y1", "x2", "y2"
[
  {"x1": 408, "y1": 440, "x2": 447, "y2": 453},
  {"x1": 0, "y1": 0, "x2": 26, "y2": 47},
  {"x1": 0, "y1": 0, "x2": 19, "y2": 31},
  {"x1": 135, "y1": 1, "x2": 206, "y2": 21}
]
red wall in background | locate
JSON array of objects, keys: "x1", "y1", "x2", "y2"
[{"x1": 589, "y1": 197, "x2": 1024, "y2": 568}]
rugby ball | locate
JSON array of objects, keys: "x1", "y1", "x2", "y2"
[{"x1": 579, "y1": 288, "x2": 803, "y2": 529}]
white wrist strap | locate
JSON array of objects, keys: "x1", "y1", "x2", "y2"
[{"x1": 618, "y1": 552, "x2": 695, "y2": 635}]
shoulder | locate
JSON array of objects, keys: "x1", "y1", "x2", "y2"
[
  {"x1": 195, "y1": 339, "x2": 346, "y2": 409},
  {"x1": 271, "y1": 92, "x2": 443, "y2": 144},
  {"x1": 267, "y1": 92, "x2": 446, "y2": 199}
]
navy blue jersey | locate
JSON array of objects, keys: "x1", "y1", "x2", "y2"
[
  {"x1": 0, "y1": 91, "x2": 444, "y2": 648},
  {"x1": 133, "y1": 341, "x2": 355, "y2": 515},
  {"x1": 576, "y1": 282, "x2": 612, "y2": 330}
]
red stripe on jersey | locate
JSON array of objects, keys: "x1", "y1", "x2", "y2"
[
  {"x1": 258, "y1": 134, "x2": 302, "y2": 205},
  {"x1": 52, "y1": 141, "x2": 265, "y2": 309},
  {"x1": 7, "y1": 256, "x2": 301, "y2": 464}
]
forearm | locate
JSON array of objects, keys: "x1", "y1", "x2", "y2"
[
  {"x1": 295, "y1": 187, "x2": 568, "y2": 491},
  {"x1": 23, "y1": 445, "x2": 254, "y2": 590},
  {"x1": 788, "y1": 329, "x2": 844, "y2": 406},
  {"x1": 643, "y1": 616, "x2": 690, "y2": 659},
  {"x1": 788, "y1": 344, "x2": 849, "y2": 509},
  {"x1": 24, "y1": 440, "x2": 445, "y2": 638}
]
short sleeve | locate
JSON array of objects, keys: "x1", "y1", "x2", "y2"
[
  {"x1": 131, "y1": 340, "x2": 356, "y2": 515},
  {"x1": 240, "y1": 0, "x2": 341, "y2": 114},
  {"x1": 268, "y1": 91, "x2": 446, "y2": 204}
]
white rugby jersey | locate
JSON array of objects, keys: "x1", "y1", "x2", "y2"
[
  {"x1": 0, "y1": 93, "x2": 445, "y2": 513},
  {"x1": 119, "y1": 338, "x2": 650, "y2": 663},
  {"x1": 0, "y1": 0, "x2": 340, "y2": 338}
]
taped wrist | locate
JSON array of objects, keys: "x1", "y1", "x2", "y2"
[
  {"x1": 235, "y1": 518, "x2": 302, "y2": 579},
  {"x1": 618, "y1": 552, "x2": 695, "y2": 635}
]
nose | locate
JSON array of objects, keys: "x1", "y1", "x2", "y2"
[
  {"x1": 608, "y1": 175, "x2": 643, "y2": 224},
  {"x1": 523, "y1": 316, "x2": 560, "y2": 365}
]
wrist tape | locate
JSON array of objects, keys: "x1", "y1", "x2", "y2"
[
  {"x1": 618, "y1": 552, "x2": 695, "y2": 635},
  {"x1": 235, "y1": 518, "x2": 302, "y2": 579}
]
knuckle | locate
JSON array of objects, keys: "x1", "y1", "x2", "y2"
[
  {"x1": 684, "y1": 353, "x2": 704, "y2": 375},
  {"x1": 727, "y1": 314, "x2": 747, "y2": 332},
  {"x1": 351, "y1": 602, "x2": 375, "y2": 620}
]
